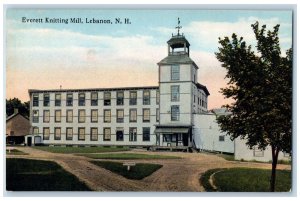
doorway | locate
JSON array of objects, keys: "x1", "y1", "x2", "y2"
[{"x1": 27, "y1": 137, "x2": 32, "y2": 146}]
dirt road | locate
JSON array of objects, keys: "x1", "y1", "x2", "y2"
[{"x1": 6, "y1": 147, "x2": 291, "y2": 192}]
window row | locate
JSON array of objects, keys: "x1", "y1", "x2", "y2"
[
  {"x1": 32, "y1": 90, "x2": 160, "y2": 107},
  {"x1": 32, "y1": 108, "x2": 160, "y2": 123},
  {"x1": 34, "y1": 127, "x2": 151, "y2": 142}
]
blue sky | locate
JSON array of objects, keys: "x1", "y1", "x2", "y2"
[{"x1": 6, "y1": 9, "x2": 293, "y2": 109}]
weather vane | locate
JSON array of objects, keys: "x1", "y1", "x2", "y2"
[{"x1": 175, "y1": 17, "x2": 182, "y2": 36}]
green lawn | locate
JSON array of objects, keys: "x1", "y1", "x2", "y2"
[
  {"x1": 6, "y1": 158, "x2": 91, "y2": 191},
  {"x1": 200, "y1": 168, "x2": 291, "y2": 192},
  {"x1": 6, "y1": 149, "x2": 28, "y2": 155},
  {"x1": 33, "y1": 146, "x2": 130, "y2": 153},
  {"x1": 79, "y1": 153, "x2": 181, "y2": 160},
  {"x1": 91, "y1": 160, "x2": 162, "y2": 180}
]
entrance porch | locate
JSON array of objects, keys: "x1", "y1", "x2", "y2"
[{"x1": 154, "y1": 125, "x2": 192, "y2": 147}]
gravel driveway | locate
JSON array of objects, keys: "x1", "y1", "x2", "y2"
[{"x1": 6, "y1": 147, "x2": 291, "y2": 192}]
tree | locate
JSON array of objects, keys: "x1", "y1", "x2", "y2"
[
  {"x1": 6, "y1": 98, "x2": 30, "y2": 117},
  {"x1": 215, "y1": 21, "x2": 292, "y2": 192}
]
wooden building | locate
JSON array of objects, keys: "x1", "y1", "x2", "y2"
[{"x1": 6, "y1": 109, "x2": 30, "y2": 145}]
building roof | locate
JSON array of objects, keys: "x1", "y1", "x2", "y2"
[
  {"x1": 6, "y1": 112, "x2": 29, "y2": 121},
  {"x1": 196, "y1": 83, "x2": 210, "y2": 96},
  {"x1": 157, "y1": 54, "x2": 198, "y2": 68},
  {"x1": 167, "y1": 35, "x2": 190, "y2": 48},
  {"x1": 28, "y1": 85, "x2": 159, "y2": 94}
]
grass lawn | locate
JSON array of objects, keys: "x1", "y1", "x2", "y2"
[
  {"x1": 79, "y1": 153, "x2": 181, "y2": 160},
  {"x1": 33, "y1": 146, "x2": 130, "y2": 153},
  {"x1": 200, "y1": 168, "x2": 291, "y2": 192},
  {"x1": 6, "y1": 149, "x2": 28, "y2": 155},
  {"x1": 216, "y1": 153, "x2": 235, "y2": 161},
  {"x1": 91, "y1": 160, "x2": 162, "y2": 180},
  {"x1": 6, "y1": 158, "x2": 91, "y2": 191}
]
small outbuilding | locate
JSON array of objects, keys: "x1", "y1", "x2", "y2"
[{"x1": 6, "y1": 109, "x2": 30, "y2": 145}]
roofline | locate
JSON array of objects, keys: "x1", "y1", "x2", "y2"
[
  {"x1": 28, "y1": 86, "x2": 159, "y2": 94},
  {"x1": 196, "y1": 83, "x2": 210, "y2": 96},
  {"x1": 6, "y1": 113, "x2": 29, "y2": 121},
  {"x1": 157, "y1": 61, "x2": 199, "y2": 69}
]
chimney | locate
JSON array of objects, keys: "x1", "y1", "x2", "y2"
[{"x1": 14, "y1": 108, "x2": 19, "y2": 114}]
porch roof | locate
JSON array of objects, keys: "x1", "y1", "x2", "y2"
[{"x1": 154, "y1": 126, "x2": 190, "y2": 134}]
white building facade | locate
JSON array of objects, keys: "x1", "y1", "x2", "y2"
[
  {"x1": 28, "y1": 32, "x2": 210, "y2": 147},
  {"x1": 29, "y1": 87, "x2": 160, "y2": 146}
]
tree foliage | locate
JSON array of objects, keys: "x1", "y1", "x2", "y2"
[
  {"x1": 6, "y1": 98, "x2": 30, "y2": 117},
  {"x1": 216, "y1": 21, "x2": 292, "y2": 153},
  {"x1": 215, "y1": 21, "x2": 292, "y2": 192}
]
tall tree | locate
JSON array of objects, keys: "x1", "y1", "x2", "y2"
[
  {"x1": 6, "y1": 98, "x2": 30, "y2": 117},
  {"x1": 215, "y1": 22, "x2": 292, "y2": 192}
]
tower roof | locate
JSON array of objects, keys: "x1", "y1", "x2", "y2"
[
  {"x1": 157, "y1": 54, "x2": 198, "y2": 69},
  {"x1": 167, "y1": 35, "x2": 190, "y2": 48}
]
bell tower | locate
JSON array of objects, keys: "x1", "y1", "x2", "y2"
[
  {"x1": 167, "y1": 18, "x2": 190, "y2": 56},
  {"x1": 155, "y1": 18, "x2": 201, "y2": 147}
]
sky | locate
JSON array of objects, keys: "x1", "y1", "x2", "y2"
[{"x1": 5, "y1": 9, "x2": 293, "y2": 109}]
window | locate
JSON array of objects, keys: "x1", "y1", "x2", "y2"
[
  {"x1": 156, "y1": 108, "x2": 159, "y2": 122},
  {"x1": 33, "y1": 94, "x2": 39, "y2": 107},
  {"x1": 43, "y1": 94, "x2": 50, "y2": 106},
  {"x1": 171, "y1": 85, "x2": 180, "y2": 101},
  {"x1": 66, "y1": 127, "x2": 73, "y2": 140},
  {"x1": 43, "y1": 127, "x2": 50, "y2": 140},
  {"x1": 143, "y1": 90, "x2": 150, "y2": 105},
  {"x1": 67, "y1": 93, "x2": 73, "y2": 106},
  {"x1": 171, "y1": 65, "x2": 180, "y2": 80},
  {"x1": 104, "y1": 109, "x2": 111, "y2": 123},
  {"x1": 143, "y1": 109, "x2": 150, "y2": 122},
  {"x1": 156, "y1": 90, "x2": 159, "y2": 105},
  {"x1": 33, "y1": 127, "x2": 39, "y2": 135},
  {"x1": 54, "y1": 127, "x2": 61, "y2": 140},
  {"x1": 91, "y1": 109, "x2": 98, "y2": 123},
  {"x1": 43, "y1": 110, "x2": 50, "y2": 123},
  {"x1": 104, "y1": 92, "x2": 111, "y2": 106},
  {"x1": 171, "y1": 105, "x2": 180, "y2": 121},
  {"x1": 219, "y1": 135, "x2": 225, "y2": 142},
  {"x1": 116, "y1": 128, "x2": 124, "y2": 141},
  {"x1": 78, "y1": 93, "x2": 85, "y2": 106},
  {"x1": 117, "y1": 91, "x2": 124, "y2": 105},
  {"x1": 129, "y1": 127, "x2": 137, "y2": 142},
  {"x1": 55, "y1": 93, "x2": 61, "y2": 106},
  {"x1": 253, "y1": 146, "x2": 264, "y2": 157},
  {"x1": 33, "y1": 110, "x2": 39, "y2": 123},
  {"x1": 55, "y1": 110, "x2": 61, "y2": 122},
  {"x1": 78, "y1": 127, "x2": 85, "y2": 141},
  {"x1": 66, "y1": 110, "x2": 73, "y2": 123},
  {"x1": 143, "y1": 127, "x2": 150, "y2": 141},
  {"x1": 116, "y1": 109, "x2": 124, "y2": 123},
  {"x1": 91, "y1": 92, "x2": 98, "y2": 106},
  {"x1": 91, "y1": 127, "x2": 98, "y2": 141},
  {"x1": 129, "y1": 91, "x2": 137, "y2": 105},
  {"x1": 103, "y1": 128, "x2": 111, "y2": 141},
  {"x1": 78, "y1": 110, "x2": 85, "y2": 123},
  {"x1": 129, "y1": 109, "x2": 137, "y2": 122}
]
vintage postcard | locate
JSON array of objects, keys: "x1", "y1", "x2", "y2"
[{"x1": 5, "y1": 7, "x2": 293, "y2": 193}]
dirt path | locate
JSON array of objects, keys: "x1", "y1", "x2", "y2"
[{"x1": 6, "y1": 147, "x2": 291, "y2": 192}]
